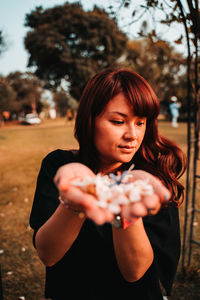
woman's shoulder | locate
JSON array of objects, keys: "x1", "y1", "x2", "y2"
[
  {"x1": 45, "y1": 149, "x2": 78, "y2": 160},
  {"x1": 42, "y1": 149, "x2": 79, "y2": 171}
]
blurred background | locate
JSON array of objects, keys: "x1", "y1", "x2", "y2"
[
  {"x1": 0, "y1": 0, "x2": 192, "y2": 123},
  {"x1": 0, "y1": 1, "x2": 199, "y2": 299}
]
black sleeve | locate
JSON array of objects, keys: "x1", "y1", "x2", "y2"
[
  {"x1": 29, "y1": 150, "x2": 75, "y2": 245},
  {"x1": 143, "y1": 203, "x2": 180, "y2": 295}
]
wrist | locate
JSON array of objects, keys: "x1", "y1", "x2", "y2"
[
  {"x1": 59, "y1": 195, "x2": 85, "y2": 219},
  {"x1": 67, "y1": 205, "x2": 85, "y2": 219}
]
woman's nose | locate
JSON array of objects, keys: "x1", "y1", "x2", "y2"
[{"x1": 124, "y1": 124, "x2": 137, "y2": 140}]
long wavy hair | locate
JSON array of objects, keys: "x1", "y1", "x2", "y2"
[{"x1": 75, "y1": 68, "x2": 186, "y2": 205}]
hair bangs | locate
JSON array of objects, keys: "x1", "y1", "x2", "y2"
[
  {"x1": 91, "y1": 72, "x2": 123, "y2": 117},
  {"x1": 122, "y1": 74, "x2": 160, "y2": 121}
]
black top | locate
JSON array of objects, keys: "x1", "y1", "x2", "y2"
[{"x1": 29, "y1": 150, "x2": 180, "y2": 300}]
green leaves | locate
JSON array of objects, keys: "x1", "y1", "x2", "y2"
[{"x1": 24, "y1": 2, "x2": 127, "y2": 99}]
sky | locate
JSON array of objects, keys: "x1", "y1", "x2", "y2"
[{"x1": 0, "y1": 0, "x2": 187, "y2": 77}]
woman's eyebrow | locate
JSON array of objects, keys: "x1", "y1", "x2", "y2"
[{"x1": 107, "y1": 111, "x2": 127, "y2": 117}]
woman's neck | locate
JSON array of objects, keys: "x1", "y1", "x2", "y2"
[{"x1": 99, "y1": 162, "x2": 123, "y2": 175}]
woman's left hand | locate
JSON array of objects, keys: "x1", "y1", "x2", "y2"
[{"x1": 120, "y1": 170, "x2": 171, "y2": 222}]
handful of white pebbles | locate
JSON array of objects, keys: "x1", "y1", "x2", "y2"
[{"x1": 72, "y1": 165, "x2": 154, "y2": 214}]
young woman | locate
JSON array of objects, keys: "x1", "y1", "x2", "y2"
[{"x1": 30, "y1": 68, "x2": 186, "y2": 300}]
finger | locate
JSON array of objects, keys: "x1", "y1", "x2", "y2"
[
  {"x1": 54, "y1": 174, "x2": 80, "y2": 191},
  {"x1": 60, "y1": 186, "x2": 97, "y2": 210},
  {"x1": 54, "y1": 163, "x2": 95, "y2": 184},
  {"x1": 150, "y1": 180, "x2": 171, "y2": 204},
  {"x1": 130, "y1": 202, "x2": 148, "y2": 217},
  {"x1": 141, "y1": 194, "x2": 160, "y2": 213},
  {"x1": 122, "y1": 202, "x2": 147, "y2": 219},
  {"x1": 86, "y1": 206, "x2": 113, "y2": 225},
  {"x1": 61, "y1": 186, "x2": 114, "y2": 225},
  {"x1": 129, "y1": 170, "x2": 171, "y2": 203},
  {"x1": 102, "y1": 208, "x2": 114, "y2": 222}
]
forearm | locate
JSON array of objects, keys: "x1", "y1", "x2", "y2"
[
  {"x1": 112, "y1": 218, "x2": 153, "y2": 282},
  {"x1": 35, "y1": 204, "x2": 85, "y2": 266}
]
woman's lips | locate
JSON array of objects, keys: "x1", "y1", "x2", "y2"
[
  {"x1": 118, "y1": 145, "x2": 136, "y2": 152},
  {"x1": 119, "y1": 145, "x2": 136, "y2": 149}
]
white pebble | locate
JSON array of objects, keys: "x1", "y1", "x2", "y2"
[
  {"x1": 72, "y1": 170, "x2": 154, "y2": 214},
  {"x1": 7, "y1": 271, "x2": 13, "y2": 275}
]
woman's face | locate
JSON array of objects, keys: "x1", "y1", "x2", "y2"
[{"x1": 94, "y1": 93, "x2": 147, "y2": 174}]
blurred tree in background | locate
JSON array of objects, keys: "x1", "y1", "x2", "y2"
[
  {"x1": 53, "y1": 89, "x2": 76, "y2": 116},
  {"x1": 118, "y1": 30, "x2": 186, "y2": 99},
  {"x1": 53, "y1": 89, "x2": 78, "y2": 116},
  {"x1": 24, "y1": 2, "x2": 127, "y2": 99},
  {"x1": 6, "y1": 72, "x2": 43, "y2": 116},
  {"x1": 53, "y1": 90, "x2": 68, "y2": 117},
  {"x1": 0, "y1": 77, "x2": 16, "y2": 114}
]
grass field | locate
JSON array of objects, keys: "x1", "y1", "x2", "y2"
[{"x1": 0, "y1": 118, "x2": 199, "y2": 300}]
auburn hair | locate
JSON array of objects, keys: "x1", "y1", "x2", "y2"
[{"x1": 75, "y1": 68, "x2": 186, "y2": 205}]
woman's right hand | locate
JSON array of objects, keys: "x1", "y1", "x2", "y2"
[{"x1": 54, "y1": 163, "x2": 114, "y2": 225}]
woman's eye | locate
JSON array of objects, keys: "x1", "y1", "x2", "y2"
[
  {"x1": 137, "y1": 121, "x2": 145, "y2": 126},
  {"x1": 110, "y1": 120, "x2": 124, "y2": 125}
]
